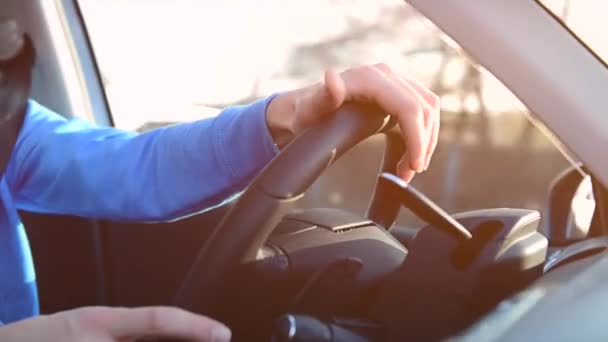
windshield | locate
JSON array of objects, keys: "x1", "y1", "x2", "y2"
[
  {"x1": 78, "y1": 0, "x2": 530, "y2": 130},
  {"x1": 76, "y1": 0, "x2": 573, "y2": 229},
  {"x1": 538, "y1": 0, "x2": 608, "y2": 65}
]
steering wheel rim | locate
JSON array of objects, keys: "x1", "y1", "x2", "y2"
[{"x1": 173, "y1": 103, "x2": 404, "y2": 315}]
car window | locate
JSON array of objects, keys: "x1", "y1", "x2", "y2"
[
  {"x1": 77, "y1": 0, "x2": 572, "y2": 228},
  {"x1": 78, "y1": 0, "x2": 529, "y2": 130},
  {"x1": 538, "y1": 0, "x2": 608, "y2": 64}
]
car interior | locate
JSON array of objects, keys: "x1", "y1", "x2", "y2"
[{"x1": 4, "y1": 0, "x2": 608, "y2": 341}]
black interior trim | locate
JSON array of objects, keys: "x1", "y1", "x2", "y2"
[{"x1": 22, "y1": 211, "x2": 105, "y2": 313}]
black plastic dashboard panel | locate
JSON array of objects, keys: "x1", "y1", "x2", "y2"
[
  {"x1": 371, "y1": 208, "x2": 547, "y2": 341},
  {"x1": 284, "y1": 208, "x2": 374, "y2": 233},
  {"x1": 206, "y1": 208, "x2": 408, "y2": 340},
  {"x1": 269, "y1": 208, "x2": 407, "y2": 287},
  {"x1": 455, "y1": 250, "x2": 608, "y2": 341}
]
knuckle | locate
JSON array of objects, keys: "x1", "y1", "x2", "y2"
[
  {"x1": 146, "y1": 308, "x2": 167, "y2": 333},
  {"x1": 424, "y1": 106, "x2": 433, "y2": 121},
  {"x1": 429, "y1": 91, "x2": 440, "y2": 105},
  {"x1": 63, "y1": 311, "x2": 86, "y2": 339},
  {"x1": 362, "y1": 64, "x2": 377, "y2": 76},
  {"x1": 73, "y1": 307, "x2": 106, "y2": 329},
  {"x1": 375, "y1": 62, "x2": 392, "y2": 73},
  {"x1": 364, "y1": 64, "x2": 384, "y2": 77},
  {"x1": 407, "y1": 99, "x2": 423, "y2": 118},
  {"x1": 431, "y1": 93, "x2": 441, "y2": 109}
]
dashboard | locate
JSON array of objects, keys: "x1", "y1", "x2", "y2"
[{"x1": 455, "y1": 238, "x2": 608, "y2": 341}]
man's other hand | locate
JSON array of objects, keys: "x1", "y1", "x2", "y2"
[{"x1": 0, "y1": 306, "x2": 231, "y2": 342}]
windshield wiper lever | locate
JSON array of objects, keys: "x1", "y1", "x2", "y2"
[{"x1": 379, "y1": 172, "x2": 472, "y2": 242}]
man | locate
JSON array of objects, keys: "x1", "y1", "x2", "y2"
[{"x1": 0, "y1": 24, "x2": 439, "y2": 342}]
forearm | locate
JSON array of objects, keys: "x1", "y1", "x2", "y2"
[{"x1": 7, "y1": 97, "x2": 279, "y2": 221}]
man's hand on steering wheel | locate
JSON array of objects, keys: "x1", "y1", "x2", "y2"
[{"x1": 266, "y1": 63, "x2": 440, "y2": 183}]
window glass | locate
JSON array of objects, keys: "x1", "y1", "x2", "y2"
[
  {"x1": 78, "y1": 0, "x2": 528, "y2": 129},
  {"x1": 78, "y1": 0, "x2": 571, "y2": 227},
  {"x1": 538, "y1": 0, "x2": 608, "y2": 64}
]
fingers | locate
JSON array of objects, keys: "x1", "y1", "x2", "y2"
[
  {"x1": 398, "y1": 76, "x2": 441, "y2": 170},
  {"x1": 372, "y1": 64, "x2": 440, "y2": 172},
  {"x1": 107, "y1": 306, "x2": 231, "y2": 341},
  {"x1": 341, "y1": 65, "x2": 428, "y2": 172},
  {"x1": 297, "y1": 62, "x2": 440, "y2": 179},
  {"x1": 394, "y1": 74, "x2": 434, "y2": 170},
  {"x1": 424, "y1": 117, "x2": 439, "y2": 169}
]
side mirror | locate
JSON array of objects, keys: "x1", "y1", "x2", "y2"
[{"x1": 543, "y1": 164, "x2": 595, "y2": 246}]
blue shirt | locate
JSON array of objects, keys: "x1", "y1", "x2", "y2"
[{"x1": 0, "y1": 95, "x2": 279, "y2": 324}]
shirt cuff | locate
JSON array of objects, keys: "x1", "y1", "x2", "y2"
[{"x1": 211, "y1": 93, "x2": 282, "y2": 186}]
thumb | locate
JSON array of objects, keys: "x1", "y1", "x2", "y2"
[
  {"x1": 293, "y1": 69, "x2": 346, "y2": 131},
  {"x1": 322, "y1": 69, "x2": 346, "y2": 110},
  {"x1": 302, "y1": 69, "x2": 346, "y2": 113}
]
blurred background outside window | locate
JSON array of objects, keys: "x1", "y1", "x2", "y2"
[{"x1": 78, "y1": 0, "x2": 589, "y2": 228}]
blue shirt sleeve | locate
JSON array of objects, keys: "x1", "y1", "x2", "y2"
[{"x1": 4, "y1": 95, "x2": 280, "y2": 222}]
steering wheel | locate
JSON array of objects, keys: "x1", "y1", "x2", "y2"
[{"x1": 173, "y1": 103, "x2": 405, "y2": 316}]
